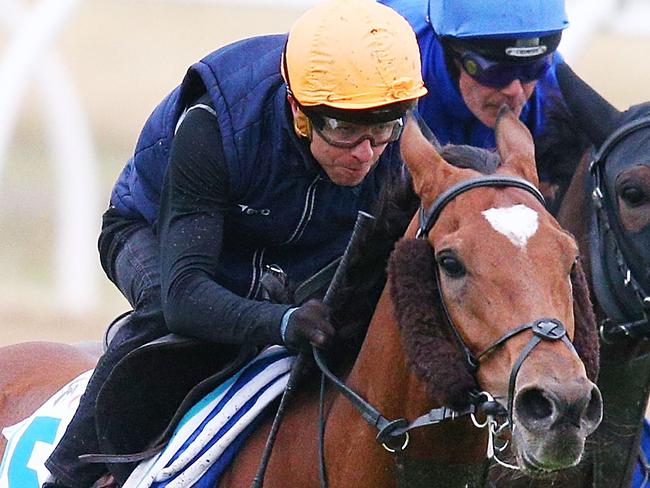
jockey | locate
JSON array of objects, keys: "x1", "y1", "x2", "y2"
[
  {"x1": 379, "y1": 0, "x2": 568, "y2": 148},
  {"x1": 43, "y1": 1, "x2": 426, "y2": 487}
]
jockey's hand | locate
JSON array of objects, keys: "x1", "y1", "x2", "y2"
[{"x1": 283, "y1": 299, "x2": 335, "y2": 352}]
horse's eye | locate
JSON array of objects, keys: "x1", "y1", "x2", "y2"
[
  {"x1": 620, "y1": 185, "x2": 647, "y2": 207},
  {"x1": 437, "y1": 254, "x2": 466, "y2": 278}
]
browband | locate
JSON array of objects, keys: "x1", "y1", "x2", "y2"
[{"x1": 417, "y1": 175, "x2": 545, "y2": 238}]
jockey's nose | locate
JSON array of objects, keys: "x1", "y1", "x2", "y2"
[
  {"x1": 500, "y1": 79, "x2": 525, "y2": 97},
  {"x1": 349, "y1": 138, "x2": 374, "y2": 162}
]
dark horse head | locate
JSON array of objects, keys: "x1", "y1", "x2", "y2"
[{"x1": 555, "y1": 63, "x2": 650, "y2": 340}]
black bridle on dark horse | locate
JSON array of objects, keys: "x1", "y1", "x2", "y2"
[
  {"x1": 588, "y1": 116, "x2": 650, "y2": 343},
  {"x1": 311, "y1": 175, "x2": 581, "y2": 487}
]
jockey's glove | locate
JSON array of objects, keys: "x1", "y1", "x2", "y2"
[{"x1": 282, "y1": 299, "x2": 336, "y2": 352}]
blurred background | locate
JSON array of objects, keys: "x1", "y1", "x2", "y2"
[{"x1": 0, "y1": 0, "x2": 648, "y2": 345}]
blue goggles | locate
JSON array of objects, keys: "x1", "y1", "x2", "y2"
[{"x1": 453, "y1": 48, "x2": 552, "y2": 89}]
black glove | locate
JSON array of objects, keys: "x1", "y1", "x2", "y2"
[{"x1": 283, "y1": 299, "x2": 335, "y2": 352}]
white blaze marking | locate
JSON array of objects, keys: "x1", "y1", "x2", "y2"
[{"x1": 482, "y1": 204, "x2": 539, "y2": 248}]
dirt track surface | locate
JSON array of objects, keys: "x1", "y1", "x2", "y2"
[{"x1": 0, "y1": 1, "x2": 649, "y2": 345}]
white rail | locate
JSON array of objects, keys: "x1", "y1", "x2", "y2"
[{"x1": 0, "y1": 0, "x2": 99, "y2": 313}]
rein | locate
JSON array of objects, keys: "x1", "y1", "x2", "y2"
[
  {"x1": 588, "y1": 116, "x2": 650, "y2": 342},
  {"x1": 312, "y1": 347, "x2": 486, "y2": 452}
]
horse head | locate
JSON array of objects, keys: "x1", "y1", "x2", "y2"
[
  {"x1": 556, "y1": 62, "x2": 650, "y2": 341},
  {"x1": 391, "y1": 109, "x2": 602, "y2": 477}
]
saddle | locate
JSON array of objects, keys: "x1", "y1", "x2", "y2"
[{"x1": 95, "y1": 335, "x2": 256, "y2": 483}]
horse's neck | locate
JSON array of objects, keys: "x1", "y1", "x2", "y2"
[
  {"x1": 336, "y1": 219, "x2": 429, "y2": 419},
  {"x1": 345, "y1": 285, "x2": 427, "y2": 418},
  {"x1": 323, "y1": 284, "x2": 486, "y2": 487},
  {"x1": 558, "y1": 152, "x2": 593, "y2": 281}
]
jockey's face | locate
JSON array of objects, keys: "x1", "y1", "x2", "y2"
[
  {"x1": 288, "y1": 97, "x2": 388, "y2": 186},
  {"x1": 456, "y1": 61, "x2": 537, "y2": 128},
  {"x1": 309, "y1": 130, "x2": 386, "y2": 186}
]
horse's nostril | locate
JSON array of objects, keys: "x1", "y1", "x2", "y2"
[
  {"x1": 517, "y1": 388, "x2": 553, "y2": 422},
  {"x1": 585, "y1": 386, "x2": 603, "y2": 425}
]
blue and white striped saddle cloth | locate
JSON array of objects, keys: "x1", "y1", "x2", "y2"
[{"x1": 123, "y1": 345, "x2": 296, "y2": 488}]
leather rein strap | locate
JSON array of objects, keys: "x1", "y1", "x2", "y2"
[{"x1": 313, "y1": 347, "x2": 478, "y2": 449}]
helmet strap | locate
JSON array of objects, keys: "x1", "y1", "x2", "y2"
[{"x1": 293, "y1": 108, "x2": 312, "y2": 140}]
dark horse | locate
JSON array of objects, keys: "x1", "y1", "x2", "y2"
[
  {"x1": 500, "y1": 63, "x2": 650, "y2": 488},
  {"x1": 0, "y1": 110, "x2": 602, "y2": 487}
]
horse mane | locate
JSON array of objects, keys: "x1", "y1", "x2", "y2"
[
  {"x1": 535, "y1": 96, "x2": 592, "y2": 215},
  {"x1": 329, "y1": 170, "x2": 418, "y2": 357},
  {"x1": 441, "y1": 144, "x2": 500, "y2": 174},
  {"x1": 571, "y1": 259, "x2": 599, "y2": 381}
]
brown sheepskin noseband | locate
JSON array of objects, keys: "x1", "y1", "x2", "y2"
[
  {"x1": 389, "y1": 238, "x2": 477, "y2": 409},
  {"x1": 388, "y1": 238, "x2": 599, "y2": 410}
]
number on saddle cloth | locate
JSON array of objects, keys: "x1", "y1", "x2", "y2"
[
  {"x1": 123, "y1": 346, "x2": 295, "y2": 488},
  {"x1": 0, "y1": 370, "x2": 93, "y2": 487}
]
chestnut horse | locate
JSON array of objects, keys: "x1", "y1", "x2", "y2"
[
  {"x1": 0, "y1": 109, "x2": 602, "y2": 487},
  {"x1": 510, "y1": 63, "x2": 650, "y2": 488},
  {"x1": 0, "y1": 343, "x2": 99, "y2": 459},
  {"x1": 218, "y1": 109, "x2": 603, "y2": 486}
]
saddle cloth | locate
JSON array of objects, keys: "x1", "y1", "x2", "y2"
[
  {"x1": 0, "y1": 370, "x2": 93, "y2": 487},
  {"x1": 122, "y1": 345, "x2": 295, "y2": 488}
]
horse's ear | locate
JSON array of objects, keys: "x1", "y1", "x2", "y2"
[
  {"x1": 495, "y1": 105, "x2": 539, "y2": 187},
  {"x1": 400, "y1": 117, "x2": 463, "y2": 202}
]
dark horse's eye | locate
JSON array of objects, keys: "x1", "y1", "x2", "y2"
[
  {"x1": 437, "y1": 253, "x2": 466, "y2": 278},
  {"x1": 620, "y1": 185, "x2": 647, "y2": 207}
]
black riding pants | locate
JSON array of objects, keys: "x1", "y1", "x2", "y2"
[{"x1": 45, "y1": 208, "x2": 168, "y2": 488}]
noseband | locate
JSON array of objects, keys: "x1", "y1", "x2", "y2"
[
  {"x1": 589, "y1": 117, "x2": 650, "y2": 342},
  {"x1": 417, "y1": 175, "x2": 578, "y2": 428}
]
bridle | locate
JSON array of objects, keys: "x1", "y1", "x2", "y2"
[
  {"x1": 417, "y1": 175, "x2": 578, "y2": 431},
  {"x1": 311, "y1": 174, "x2": 581, "y2": 486},
  {"x1": 588, "y1": 116, "x2": 650, "y2": 342}
]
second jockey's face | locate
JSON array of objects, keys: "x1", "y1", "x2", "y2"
[{"x1": 457, "y1": 64, "x2": 537, "y2": 128}]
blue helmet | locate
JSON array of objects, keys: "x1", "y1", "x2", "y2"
[
  {"x1": 428, "y1": 0, "x2": 568, "y2": 38},
  {"x1": 428, "y1": 0, "x2": 568, "y2": 62}
]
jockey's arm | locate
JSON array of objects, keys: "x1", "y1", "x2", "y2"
[{"x1": 158, "y1": 105, "x2": 292, "y2": 345}]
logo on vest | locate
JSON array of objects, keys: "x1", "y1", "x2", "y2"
[{"x1": 238, "y1": 204, "x2": 271, "y2": 216}]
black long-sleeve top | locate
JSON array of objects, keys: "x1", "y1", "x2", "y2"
[{"x1": 158, "y1": 102, "x2": 291, "y2": 345}]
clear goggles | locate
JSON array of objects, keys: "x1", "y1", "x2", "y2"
[
  {"x1": 308, "y1": 113, "x2": 404, "y2": 148},
  {"x1": 453, "y1": 48, "x2": 552, "y2": 89}
]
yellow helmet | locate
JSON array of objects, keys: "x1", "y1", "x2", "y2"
[{"x1": 283, "y1": 0, "x2": 427, "y2": 112}]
